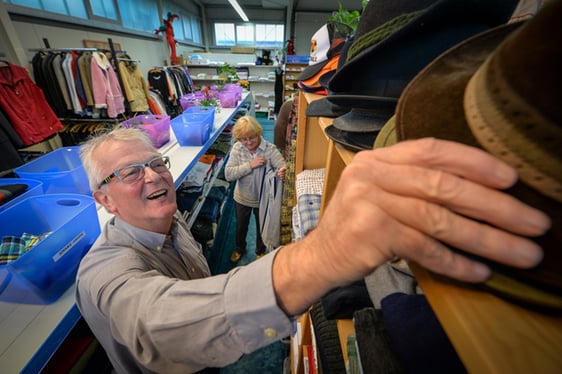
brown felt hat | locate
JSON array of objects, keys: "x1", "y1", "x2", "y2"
[{"x1": 395, "y1": 1, "x2": 562, "y2": 311}]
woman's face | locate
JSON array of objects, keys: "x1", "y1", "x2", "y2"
[{"x1": 239, "y1": 134, "x2": 261, "y2": 153}]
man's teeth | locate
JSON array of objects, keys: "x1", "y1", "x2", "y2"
[{"x1": 148, "y1": 190, "x2": 166, "y2": 199}]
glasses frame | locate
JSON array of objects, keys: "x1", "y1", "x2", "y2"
[
  {"x1": 97, "y1": 155, "x2": 171, "y2": 189},
  {"x1": 238, "y1": 135, "x2": 258, "y2": 142}
]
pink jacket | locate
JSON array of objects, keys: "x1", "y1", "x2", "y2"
[{"x1": 90, "y1": 52, "x2": 125, "y2": 118}]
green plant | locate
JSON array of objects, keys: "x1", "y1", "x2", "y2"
[
  {"x1": 216, "y1": 63, "x2": 239, "y2": 84},
  {"x1": 328, "y1": 0, "x2": 369, "y2": 37}
]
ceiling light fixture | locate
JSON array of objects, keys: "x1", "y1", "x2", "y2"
[{"x1": 228, "y1": 0, "x2": 249, "y2": 22}]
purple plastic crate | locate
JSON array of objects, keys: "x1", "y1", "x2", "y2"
[{"x1": 120, "y1": 115, "x2": 171, "y2": 148}]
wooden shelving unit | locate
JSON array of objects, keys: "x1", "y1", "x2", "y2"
[
  {"x1": 283, "y1": 55, "x2": 309, "y2": 102},
  {"x1": 293, "y1": 91, "x2": 562, "y2": 374}
]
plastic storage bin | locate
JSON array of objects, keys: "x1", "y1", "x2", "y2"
[
  {"x1": 13, "y1": 146, "x2": 91, "y2": 195},
  {"x1": 0, "y1": 194, "x2": 100, "y2": 304},
  {"x1": 0, "y1": 178, "x2": 44, "y2": 213},
  {"x1": 119, "y1": 114, "x2": 171, "y2": 148},
  {"x1": 171, "y1": 106, "x2": 216, "y2": 146}
]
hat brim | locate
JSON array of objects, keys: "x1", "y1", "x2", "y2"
[
  {"x1": 297, "y1": 59, "x2": 329, "y2": 81},
  {"x1": 306, "y1": 94, "x2": 397, "y2": 119},
  {"x1": 324, "y1": 125, "x2": 378, "y2": 152},
  {"x1": 306, "y1": 98, "x2": 350, "y2": 118},
  {"x1": 331, "y1": 96, "x2": 397, "y2": 132},
  {"x1": 329, "y1": 0, "x2": 519, "y2": 96},
  {"x1": 396, "y1": 22, "x2": 562, "y2": 311}
]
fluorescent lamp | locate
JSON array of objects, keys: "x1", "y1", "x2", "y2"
[{"x1": 228, "y1": 0, "x2": 249, "y2": 22}]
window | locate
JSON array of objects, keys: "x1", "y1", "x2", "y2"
[
  {"x1": 213, "y1": 22, "x2": 284, "y2": 48},
  {"x1": 236, "y1": 24, "x2": 254, "y2": 45},
  {"x1": 89, "y1": 0, "x2": 118, "y2": 20},
  {"x1": 162, "y1": 4, "x2": 203, "y2": 44},
  {"x1": 5, "y1": 0, "x2": 88, "y2": 18},
  {"x1": 2, "y1": 0, "x2": 201, "y2": 44},
  {"x1": 215, "y1": 23, "x2": 236, "y2": 46},
  {"x1": 255, "y1": 24, "x2": 284, "y2": 48},
  {"x1": 117, "y1": 0, "x2": 159, "y2": 32}
]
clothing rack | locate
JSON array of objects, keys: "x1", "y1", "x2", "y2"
[
  {"x1": 28, "y1": 47, "x2": 98, "y2": 52},
  {"x1": 117, "y1": 57, "x2": 140, "y2": 62}
]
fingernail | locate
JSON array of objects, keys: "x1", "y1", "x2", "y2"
[
  {"x1": 473, "y1": 263, "x2": 491, "y2": 279},
  {"x1": 523, "y1": 211, "x2": 551, "y2": 234},
  {"x1": 517, "y1": 242, "x2": 544, "y2": 267}
]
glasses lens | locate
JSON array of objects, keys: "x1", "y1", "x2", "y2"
[
  {"x1": 117, "y1": 165, "x2": 143, "y2": 184},
  {"x1": 150, "y1": 157, "x2": 170, "y2": 172}
]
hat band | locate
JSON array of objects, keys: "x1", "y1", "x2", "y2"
[
  {"x1": 464, "y1": 55, "x2": 562, "y2": 203},
  {"x1": 347, "y1": 10, "x2": 425, "y2": 62}
]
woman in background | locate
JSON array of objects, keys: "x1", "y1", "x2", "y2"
[{"x1": 225, "y1": 115, "x2": 287, "y2": 262}]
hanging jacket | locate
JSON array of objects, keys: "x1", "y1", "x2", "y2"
[
  {"x1": 90, "y1": 52, "x2": 125, "y2": 118},
  {"x1": 118, "y1": 60, "x2": 150, "y2": 112},
  {"x1": 0, "y1": 61, "x2": 63, "y2": 146}
]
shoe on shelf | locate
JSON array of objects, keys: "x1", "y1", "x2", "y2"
[
  {"x1": 255, "y1": 252, "x2": 266, "y2": 260},
  {"x1": 230, "y1": 250, "x2": 243, "y2": 263}
]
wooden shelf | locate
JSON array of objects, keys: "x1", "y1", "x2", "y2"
[{"x1": 296, "y1": 91, "x2": 562, "y2": 374}]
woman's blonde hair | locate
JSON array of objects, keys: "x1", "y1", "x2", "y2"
[{"x1": 232, "y1": 115, "x2": 263, "y2": 140}]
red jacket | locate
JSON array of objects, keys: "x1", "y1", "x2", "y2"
[{"x1": 0, "y1": 61, "x2": 63, "y2": 146}]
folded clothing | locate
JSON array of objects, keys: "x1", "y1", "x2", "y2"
[{"x1": 0, "y1": 183, "x2": 28, "y2": 206}]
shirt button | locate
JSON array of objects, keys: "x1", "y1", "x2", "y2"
[{"x1": 263, "y1": 328, "x2": 277, "y2": 339}]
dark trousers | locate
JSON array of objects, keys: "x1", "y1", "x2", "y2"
[{"x1": 235, "y1": 202, "x2": 265, "y2": 254}]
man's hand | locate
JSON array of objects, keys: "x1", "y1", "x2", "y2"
[{"x1": 272, "y1": 138, "x2": 550, "y2": 315}]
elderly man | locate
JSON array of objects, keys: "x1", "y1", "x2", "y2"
[{"x1": 75, "y1": 127, "x2": 547, "y2": 373}]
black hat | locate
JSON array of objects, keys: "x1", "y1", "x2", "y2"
[{"x1": 309, "y1": 0, "x2": 519, "y2": 119}]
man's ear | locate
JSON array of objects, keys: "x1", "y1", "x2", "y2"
[{"x1": 93, "y1": 189, "x2": 117, "y2": 214}]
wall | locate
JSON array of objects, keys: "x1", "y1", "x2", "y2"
[
  {"x1": 13, "y1": 20, "x2": 168, "y2": 75},
  {"x1": 293, "y1": 12, "x2": 330, "y2": 55},
  {"x1": 6, "y1": 8, "x2": 331, "y2": 76}
]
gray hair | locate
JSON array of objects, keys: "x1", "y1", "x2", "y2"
[{"x1": 80, "y1": 127, "x2": 155, "y2": 191}]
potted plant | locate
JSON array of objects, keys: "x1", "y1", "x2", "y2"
[{"x1": 328, "y1": 0, "x2": 368, "y2": 37}]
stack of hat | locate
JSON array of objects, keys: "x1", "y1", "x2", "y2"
[
  {"x1": 306, "y1": 0, "x2": 521, "y2": 152},
  {"x1": 297, "y1": 22, "x2": 347, "y2": 95},
  {"x1": 392, "y1": 0, "x2": 562, "y2": 311}
]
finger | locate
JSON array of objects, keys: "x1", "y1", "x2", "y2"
[
  {"x1": 361, "y1": 138, "x2": 518, "y2": 189},
  {"x1": 316, "y1": 181, "x2": 492, "y2": 284},
  {"x1": 374, "y1": 187, "x2": 544, "y2": 268},
  {"x1": 393, "y1": 228, "x2": 493, "y2": 283},
  {"x1": 359, "y1": 156, "x2": 550, "y2": 237}
]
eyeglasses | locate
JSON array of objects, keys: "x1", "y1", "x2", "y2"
[
  {"x1": 238, "y1": 135, "x2": 258, "y2": 142},
  {"x1": 98, "y1": 156, "x2": 171, "y2": 189}
]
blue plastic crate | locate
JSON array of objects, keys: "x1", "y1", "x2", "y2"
[
  {"x1": 285, "y1": 55, "x2": 310, "y2": 64},
  {"x1": 0, "y1": 178, "x2": 44, "y2": 213},
  {"x1": 13, "y1": 146, "x2": 91, "y2": 195},
  {"x1": 0, "y1": 194, "x2": 100, "y2": 304},
  {"x1": 171, "y1": 106, "x2": 216, "y2": 146}
]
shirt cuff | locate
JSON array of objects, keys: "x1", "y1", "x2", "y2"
[{"x1": 224, "y1": 250, "x2": 293, "y2": 352}]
